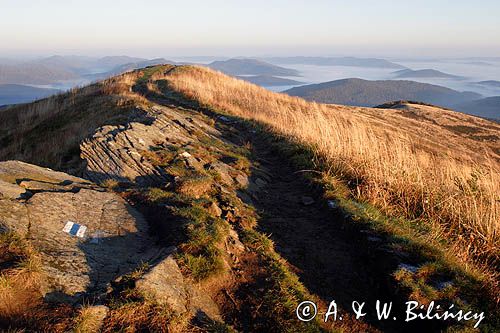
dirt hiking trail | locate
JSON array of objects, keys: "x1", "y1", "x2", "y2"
[{"x1": 219, "y1": 122, "x2": 445, "y2": 332}]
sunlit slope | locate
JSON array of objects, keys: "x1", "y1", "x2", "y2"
[{"x1": 163, "y1": 65, "x2": 499, "y2": 264}]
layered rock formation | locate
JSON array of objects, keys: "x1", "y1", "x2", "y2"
[{"x1": 0, "y1": 161, "x2": 220, "y2": 319}]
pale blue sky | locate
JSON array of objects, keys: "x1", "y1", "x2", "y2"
[{"x1": 1, "y1": 0, "x2": 499, "y2": 57}]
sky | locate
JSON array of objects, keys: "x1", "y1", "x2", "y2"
[{"x1": 1, "y1": 0, "x2": 500, "y2": 58}]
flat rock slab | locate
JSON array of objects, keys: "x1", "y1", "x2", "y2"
[
  {"x1": 0, "y1": 179, "x2": 29, "y2": 199},
  {"x1": 0, "y1": 161, "x2": 154, "y2": 302},
  {"x1": 0, "y1": 160, "x2": 88, "y2": 186}
]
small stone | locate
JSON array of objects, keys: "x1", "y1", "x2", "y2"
[
  {"x1": 207, "y1": 202, "x2": 222, "y2": 217},
  {"x1": 210, "y1": 162, "x2": 233, "y2": 185},
  {"x1": 178, "y1": 152, "x2": 203, "y2": 170},
  {"x1": 435, "y1": 281, "x2": 453, "y2": 290},
  {"x1": 136, "y1": 255, "x2": 188, "y2": 314},
  {"x1": 301, "y1": 196, "x2": 315, "y2": 206},
  {"x1": 237, "y1": 191, "x2": 254, "y2": 205},
  {"x1": 327, "y1": 200, "x2": 338, "y2": 209},
  {"x1": 235, "y1": 174, "x2": 249, "y2": 188},
  {"x1": 228, "y1": 229, "x2": 245, "y2": 252},
  {"x1": 186, "y1": 157, "x2": 203, "y2": 170}
]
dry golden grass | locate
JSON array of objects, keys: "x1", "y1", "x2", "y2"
[
  {"x1": 102, "y1": 301, "x2": 178, "y2": 333},
  {"x1": 175, "y1": 174, "x2": 213, "y2": 198},
  {"x1": 73, "y1": 305, "x2": 109, "y2": 333},
  {"x1": 164, "y1": 66, "x2": 500, "y2": 268},
  {"x1": 0, "y1": 71, "x2": 147, "y2": 172},
  {"x1": 0, "y1": 232, "x2": 44, "y2": 322}
]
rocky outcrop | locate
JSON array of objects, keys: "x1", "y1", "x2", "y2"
[
  {"x1": 0, "y1": 161, "x2": 155, "y2": 302},
  {"x1": 0, "y1": 80, "x2": 257, "y2": 327},
  {"x1": 79, "y1": 104, "x2": 254, "y2": 193},
  {"x1": 0, "y1": 160, "x2": 227, "y2": 322},
  {"x1": 80, "y1": 105, "x2": 222, "y2": 185}
]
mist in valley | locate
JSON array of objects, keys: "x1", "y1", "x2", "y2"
[{"x1": 265, "y1": 58, "x2": 500, "y2": 96}]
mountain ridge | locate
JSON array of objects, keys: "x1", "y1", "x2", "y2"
[
  {"x1": 284, "y1": 77, "x2": 484, "y2": 115},
  {"x1": 264, "y1": 56, "x2": 406, "y2": 69},
  {"x1": 207, "y1": 58, "x2": 300, "y2": 76},
  {"x1": 475, "y1": 80, "x2": 500, "y2": 88},
  {"x1": 455, "y1": 96, "x2": 500, "y2": 120},
  {"x1": 236, "y1": 74, "x2": 304, "y2": 86},
  {"x1": 393, "y1": 68, "x2": 463, "y2": 79}
]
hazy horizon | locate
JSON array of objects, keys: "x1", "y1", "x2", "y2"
[{"x1": 2, "y1": 0, "x2": 500, "y2": 58}]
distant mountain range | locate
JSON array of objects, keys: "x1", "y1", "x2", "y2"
[
  {"x1": 0, "y1": 55, "x2": 497, "y2": 120},
  {"x1": 264, "y1": 56, "x2": 406, "y2": 69},
  {"x1": 208, "y1": 59, "x2": 300, "y2": 76},
  {"x1": 87, "y1": 58, "x2": 178, "y2": 80},
  {"x1": 393, "y1": 69, "x2": 463, "y2": 80},
  {"x1": 284, "y1": 78, "x2": 482, "y2": 110},
  {"x1": 0, "y1": 84, "x2": 60, "y2": 106},
  {"x1": 458, "y1": 57, "x2": 500, "y2": 62},
  {"x1": 236, "y1": 75, "x2": 304, "y2": 87},
  {"x1": 33, "y1": 55, "x2": 147, "y2": 74},
  {"x1": 475, "y1": 80, "x2": 500, "y2": 88},
  {"x1": 455, "y1": 96, "x2": 500, "y2": 120},
  {"x1": 0, "y1": 63, "x2": 77, "y2": 85},
  {"x1": 461, "y1": 61, "x2": 494, "y2": 67},
  {"x1": 0, "y1": 55, "x2": 161, "y2": 85}
]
